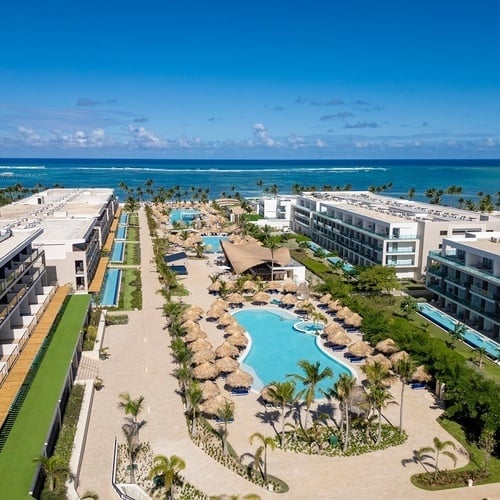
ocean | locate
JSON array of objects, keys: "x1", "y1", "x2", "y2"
[{"x1": 0, "y1": 158, "x2": 498, "y2": 202}]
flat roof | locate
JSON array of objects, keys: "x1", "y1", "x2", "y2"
[{"x1": 0, "y1": 228, "x2": 42, "y2": 267}]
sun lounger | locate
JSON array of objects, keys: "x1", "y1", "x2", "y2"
[
  {"x1": 330, "y1": 345, "x2": 346, "y2": 351},
  {"x1": 231, "y1": 387, "x2": 250, "y2": 396},
  {"x1": 350, "y1": 356, "x2": 364, "y2": 363},
  {"x1": 410, "y1": 382, "x2": 427, "y2": 390}
]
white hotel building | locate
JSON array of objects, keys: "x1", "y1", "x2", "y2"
[{"x1": 290, "y1": 191, "x2": 500, "y2": 280}]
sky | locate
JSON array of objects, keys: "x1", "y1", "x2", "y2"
[{"x1": 1, "y1": 0, "x2": 499, "y2": 159}]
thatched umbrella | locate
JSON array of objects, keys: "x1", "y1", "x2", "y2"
[
  {"x1": 218, "y1": 312, "x2": 235, "y2": 327},
  {"x1": 252, "y1": 291, "x2": 270, "y2": 304},
  {"x1": 226, "y1": 368, "x2": 253, "y2": 388},
  {"x1": 319, "y1": 293, "x2": 332, "y2": 304},
  {"x1": 181, "y1": 319, "x2": 201, "y2": 331},
  {"x1": 206, "y1": 306, "x2": 224, "y2": 321},
  {"x1": 192, "y1": 362, "x2": 219, "y2": 380},
  {"x1": 224, "y1": 323, "x2": 246, "y2": 336},
  {"x1": 181, "y1": 309, "x2": 202, "y2": 322},
  {"x1": 215, "y1": 356, "x2": 239, "y2": 374},
  {"x1": 189, "y1": 338, "x2": 213, "y2": 352},
  {"x1": 366, "y1": 353, "x2": 392, "y2": 369},
  {"x1": 280, "y1": 294, "x2": 297, "y2": 306},
  {"x1": 336, "y1": 306, "x2": 353, "y2": 320},
  {"x1": 184, "y1": 329, "x2": 207, "y2": 343},
  {"x1": 227, "y1": 292, "x2": 245, "y2": 305},
  {"x1": 282, "y1": 281, "x2": 298, "y2": 293},
  {"x1": 327, "y1": 330, "x2": 351, "y2": 346},
  {"x1": 211, "y1": 298, "x2": 228, "y2": 310},
  {"x1": 260, "y1": 385, "x2": 277, "y2": 404},
  {"x1": 327, "y1": 300, "x2": 342, "y2": 312},
  {"x1": 412, "y1": 365, "x2": 432, "y2": 383},
  {"x1": 226, "y1": 333, "x2": 249, "y2": 348},
  {"x1": 348, "y1": 341, "x2": 373, "y2": 358},
  {"x1": 390, "y1": 350, "x2": 410, "y2": 367},
  {"x1": 295, "y1": 300, "x2": 314, "y2": 312},
  {"x1": 266, "y1": 281, "x2": 282, "y2": 292},
  {"x1": 200, "y1": 395, "x2": 233, "y2": 416},
  {"x1": 191, "y1": 349, "x2": 216, "y2": 365},
  {"x1": 200, "y1": 380, "x2": 220, "y2": 401},
  {"x1": 376, "y1": 338, "x2": 399, "y2": 355},
  {"x1": 324, "y1": 322, "x2": 344, "y2": 335},
  {"x1": 208, "y1": 281, "x2": 222, "y2": 293},
  {"x1": 184, "y1": 304, "x2": 204, "y2": 316},
  {"x1": 215, "y1": 341, "x2": 240, "y2": 359},
  {"x1": 243, "y1": 280, "x2": 257, "y2": 292},
  {"x1": 344, "y1": 312, "x2": 363, "y2": 328}
]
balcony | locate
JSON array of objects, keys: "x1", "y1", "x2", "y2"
[{"x1": 470, "y1": 285, "x2": 499, "y2": 302}]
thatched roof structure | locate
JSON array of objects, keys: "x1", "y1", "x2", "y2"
[
  {"x1": 295, "y1": 300, "x2": 314, "y2": 312},
  {"x1": 336, "y1": 306, "x2": 353, "y2": 320},
  {"x1": 390, "y1": 350, "x2": 410, "y2": 367},
  {"x1": 226, "y1": 333, "x2": 248, "y2": 347},
  {"x1": 200, "y1": 381, "x2": 220, "y2": 401},
  {"x1": 260, "y1": 385, "x2": 277, "y2": 404},
  {"x1": 181, "y1": 309, "x2": 202, "y2": 322},
  {"x1": 226, "y1": 368, "x2": 253, "y2": 388},
  {"x1": 266, "y1": 281, "x2": 282, "y2": 292},
  {"x1": 282, "y1": 281, "x2": 298, "y2": 293},
  {"x1": 227, "y1": 292, "x2": 245, "y2": 305},
  {"x1": 319, "y1": 293, "x2": 332, "y2": 304},
  {"x1": 280, "y1": 293, "x2": 297, "y2": 305},
  {"x1": 184, "y1": 329, "x2": 207, "y2": 343},
  {"x1": 224, "y1": 323, "x2": 246, "y2": 336},
  {"x1": 215, "y1": 341, "x2": 240, "y2": 359},
  {"x1": 192, "y1": 362, "x2": 219, "y2": 380},
  {"x1": 412, "y1": 365, "x2": 432, "y2": 382},
  {"x1": 210, "y1": 298, "x2": 228, "y2": 310},
  {"x1": 200, "y1": 395, "x2": 233, "y2": 416},
  {"x1": 252, "y1": 291, "x2": 271, "y2": 304},
  {"x1": 181, "y1": 319, "x2": 201, "y2": 331},
  {"x1": 348, "y1": 341, "x2": 373, "y2": 358},
  {"x1": 324, "y1": 322, "x2": 345, "y2": 335},
  {"x1": 214, "y1": 356, "x2": 239, "y2": 373},
  {"x1": 242, "y1": 280, "x2": 258, "y2": 292},
  {"x1": 218, "y1": 312, "x2": 235, "y2": 327},
  {"x1": 375, "y1": 338, "x2": 399, "y2": 355},
  {"x1": 189, "y1": 338, "x2": 213, "y2": 352},
  {"x1": 327, "y1": 330, "x2": 351, "y2": 346},
  {"x1": 344, "y1": 312, "x2": 363, "y2": 328},
  {"x1": 206, "y1": 306, "x2": 225, "y2": 320},
  {"x1": 191, "y1": 349, "x2": 216, "y2": 365},
  {"x1": 327, "y1": 300, "x2": 342, "y2": 312},
  {"x1": 366, "y1": 353, "x2": 392, "y2": 369}
]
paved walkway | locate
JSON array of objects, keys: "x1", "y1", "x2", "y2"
[{"x1": 78, "y1": 208, "x2": 498, "y2": 499}]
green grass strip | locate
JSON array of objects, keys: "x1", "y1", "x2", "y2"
[{"x1": 0, "y1": 294, "x2": 91, "y2": 499}]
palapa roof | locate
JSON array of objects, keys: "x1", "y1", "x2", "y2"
[
  {"x1": 226, "y1": 333, "x2": 249, "y2": 347},
  {"x1": 184, "y1": 329, "x2": 207, "y2": 343},
  {"x1": 390, "y1": 350, "x2": 410, "y2": 367},
  {"x1": 191, "y1": 349, "x2": 216, "y2": 365},
  {"x1": 214, "y1": 356, "x2": 239, "y2": 373},
  {"x1": 327, "y1": 330, "x2": 351, "y2": 346},
  {"x1": 375, "y1": 338, "x2": 399, "y2": 355},
  {"x1": 189, "y1": 338, "x2": 213, "y2": 352},
  {"x1": 221, "y1": 240, "x2": 291, "y2": 275},
  {"x1": 319, "y1": 293, "x2": 332, "y2": 304},
  {"x1": 280, "y1": 293, "x2": 297, "y2": 305},
  {"x1": 366, "y1": 353, "x2": 392, "y2": 369},
  {"x1": 282, "y1": 280, "x2": 298, "y2": 293},
  {"x1": 252, "y1": 291, "x2": 271, "y2": 303},
  {"x1": 192, "y1": 362, "x2": 219, "y2": 380},
  {"x1": 200, "y1": 395, "x2": 234, "y2": 416},
  {"x1": 227, "y1": 292, "x2": 245, "y2": 304},
  {"x1": 200, "y1": 381, "x2": 220, "y2": 401},
  {"x1": 226, "y1": 368, "x2": 253, "y2": 388},
  {"x1": 348, "y1": 341, "x2": 373, "y2": 358},
  {"x1": 412, "y1": 365, "x2": 432, "y2": 382},
  {"x1": 215, "y1": 341, "x2": 240, "y2": 358}
]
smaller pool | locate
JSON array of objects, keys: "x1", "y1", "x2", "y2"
[
  {"x1": 294, "y1": 321, "x2": 324, "y2": 334},
  {"x1": 327, "y1": 256, "x2": 355, "y2": 273},
  {"x1": 111, "y1": 242, "x2": 125, "y2": 262},
  {"x1": 170, "y1": 209, "x2": 201, "y2": 224},
  {"x1": 417, "y1": 303, "x2": 500, "y2": 360},
  {"x1": 202, "y1": 235, "x2": 228, "y2": 253},
  {"x1": 116, "y1": 225, "x2": 127, "y2": 240},
  {"x1": 119, "y1": 213, "x2": 129, "y2": 224},
  {"x1": 101, "y1": 269, "x2": 122, "y2": 307}
]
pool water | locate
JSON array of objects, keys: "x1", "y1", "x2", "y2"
[
  {"x1": 202, "y1": 235, "x2": 228, "y2": 253},
  {"x1": 111, "y1": 242, "x2": 125, "y2": 262},
  {"x1": 116, "y1": 225, "x2": 127, "y2": 240},
  {"x1": 234, "y1": 309, "x2": 354, "y2": 395},
  {"x1": 119, "y1": 213, "x2": 128, "y2": 224},
  {"x1": 417, "y1": 303, "x2": 500, "y2": 360},
  {"x1": 101, "y1": 269, "x2": 121, "y2": 307},
  {"x1": 294, "y1": 321, "x2": 325, "y2": 334},
  {"x1": 170, "y1": 209, "x2": 201, "y2": 224}
]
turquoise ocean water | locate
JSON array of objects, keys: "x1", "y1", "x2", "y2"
[{"x1": 0, "y1": 158, "x2": 498, "y2": 202}]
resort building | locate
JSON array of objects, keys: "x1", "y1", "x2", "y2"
[
  {"x1": 248, "y1": 195, "x2": 297, "y2": 231},
  {"x1": 426, "y1": 232, "x2": 500, "y2": 339},
  {"x1": 0, "y1": 188, "x2": 118, "y2": 292},
  {"x1": 291, "y1": 191, "x2": 500, "y2": 280},
  {"x1": 0, "y1": 227, "x2": 51, "y2": 385}
]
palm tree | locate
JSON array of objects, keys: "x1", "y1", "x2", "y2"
[
  {"x1": 122, "y1": 418, "x2": 147, "y2": 483},
  {"x1": 264, "y1": 235, "x2": 281, "y2": 281},
  {"x1": 450, "y1": 322, "x2": 466, "y2": 347},
  {"x1": 118, "y1": 392, "x2": 146, "y2": 443},
  {"x1": 394, "y1": 357, "x2": 414, "y2": 432},
  {"x1": 330, "y1": 373, "x2": 356, "y2": 452},
  {"x1": 32, "y1": 454, "x2": 69, "y2": 493},
  {"x1": 418, "y1": 437, "x2": 457, "y2": 480},
  {"x1": 473, "y1": 347, "x2": 487, "y2": 369},
  {"x1": 362, "y1": 361, "x2": 392, "y2": 388},
  {"x1": 366, "y1": 385, "x2": 395, "y2": 445},
  {"x1": 407, "y1": 187, "x2": 416, "y2": 200},
  {"x1": 288, "y1": 360, "x2": 333, "y2": 429},
  {"x1": 249, "y1": 432, "x2": 276, "y2": 482},
  {"x1": 217, "y1": 401, "x2": 235, "y2": 455},
  {"x1": 186, "y1": 381, "x2": 203, "y2": 436},
  {"x1": 266, "y1": 380, "x2": 297, "y2": 445},
  {"x1": 125, "y1": 195, "x2": 139, "y2": 213},
  {"x1": 148, "y1": 454, "x2": 186, "y2": 500}
]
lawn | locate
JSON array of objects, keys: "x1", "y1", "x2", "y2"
[
  {"x1": 124, "y1": 242, "x2": 141, "y2": 265},
  {"x1": 0, "y1": 294, "x2": 91, "y2": 499},
  {"x1": 126, "y1": 226, "x2": 139, "y2": 242},
  {"x1": 118, "y1": 268, "x2": 142, "y2": 310}
]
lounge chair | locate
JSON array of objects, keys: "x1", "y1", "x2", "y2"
[
  {"x1": 231, "y1": 387, "x2": 250, "y2": 396},
  {"x1": 330, "y1": 344, "x2": 346, "y2": 351},
  {"x1": 350, "y1": 356, "x2": 364, "y2": 363},
  {"x1": 410, "y1": 382, "x2": 427, "y2": 390}
]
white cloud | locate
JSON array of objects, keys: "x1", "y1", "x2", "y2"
[
  {"x1": 252, "y1": 123, "x2": 278, "y2": 147},
  {"x1": 315, "y1": 138, "x2": 326, "y2": 148},
  {"x1": 128, "y1": 124, "x2": 167, "y2": 148}
]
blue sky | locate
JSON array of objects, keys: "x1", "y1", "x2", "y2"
[{"x1": 1, "y1": 0, "x2": 499, "y2": 158}]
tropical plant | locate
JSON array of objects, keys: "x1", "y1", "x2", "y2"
[
  {"x1": 329, "y1": 373, "x2": 356, "y2": 452},
  {"x1": 118, "y1": 392, "x2": 145, "y2": 423},
  {"x1": 417, "y1": 436, "x2": 457, "y2": 480},
  {"x1": 217, "y1": 401, "x2": 235, "y2": 455},
  {"x1": 122, "y1": 418, "x2": 146, "y2": 483},
  {"x1": 266, "y1": 380, "x2": 297, "y2": 445},
  {"x1": 32, "y1": 454, "x2": 69, "y2": 493},
  {"x1": 186, "y1": 381, "x2": 203, "y2": 436},
  {"x1": 472, "y1": 346, "x2": 487, "y2": 369},
  {"x1": 249, "y1": 432, "x2": 276, "y2": 482},
  {"x1": 394, "y1": 357, "x2": 414, "y2": 432},
  {"x1": 400, "y1": 296, "x2": 418, "y2": 319},
  {"x1": 362, "y1": 361, "x2": 392, "y2": 388},
  {"x1": 147, "y1": 454, "x2": 186, "y2": 500},
  {"x1": 366, "y1": 384, "x2": 395, "y2": 445},
  {"x1": 264, "y1": 235, "x2": 281, "y2": 281},
  {"x1": 450, "y1": 322, "x2": 466, "y2": 347},
  {"x1": 478, "y1": 428, "x2": 496, "y2": 472}
]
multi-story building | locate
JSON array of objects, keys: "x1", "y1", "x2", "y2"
[
  {"x1": 426, "y1": 232, "x2": 500, "y2": 339},
  {"x1": 291, "y1": 191, "x2": 500, "y2": 280},
  {"x1": 252, "y1": 195, "x2": 296, "y2": 220},
  {"x1": 0, "y1": 188, "x2": 118, "y2": 292},
  {"x1": 0, "y1": 227, "x2": 51, "y2": 385}
]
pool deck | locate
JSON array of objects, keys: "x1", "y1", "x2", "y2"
[{"x1": 77, "y1": 206, "x2": 498, "y2": 500}]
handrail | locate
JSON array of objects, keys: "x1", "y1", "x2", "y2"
[{"x1": 111, "y1": 437, "x2": 135, "y2": 499}]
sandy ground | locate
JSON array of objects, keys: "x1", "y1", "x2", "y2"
[{"x1": 77, "y1": 207, "x2": 498, "y2": 500}]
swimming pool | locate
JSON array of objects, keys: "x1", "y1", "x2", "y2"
[
  {"x1": 116, "y1": 225, "x2": 127, "y2": 240},
  {"x1": 294, "y1": 321, "x2": 325, "y2": 334},
  {"x1": 110, "y1": 242, "x2": 125, "y2": 262},
  {"x1": 101, "y1": 269, "x2": 122, "y2": 307},
  {"x1": 202, "y1": 235, "x2": 228, "y2": 253},
  {"x1": 170, "y1": 209, "x2": 201, "y2": 224},
  {"x1": 234, "y1": 309, "x2": 355, "y2": 395},
  {"x1": 119, "y1": 213, "x2": 128, "y2": 224},
  {"x1": 417, "y1": 303, "x2": 500, "y2": 360}
]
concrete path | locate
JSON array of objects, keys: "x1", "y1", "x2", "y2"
[{"x1": 77, "y1": 208, "x2": 498, "y2": 500}]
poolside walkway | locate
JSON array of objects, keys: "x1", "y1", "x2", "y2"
[{"x1": 77, "y1": 207, "x2": 498, "y2": 500}]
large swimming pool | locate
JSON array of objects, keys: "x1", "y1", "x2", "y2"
[
  {"x1": 417, "y1": 303, "x2": 500, "y2": 360},
  {"x1": 170, "y1": 209, "x2": 201, "y2": 224},
  {"x1": 110, "y1": 242, "x2": 125, "y2": 262},
  {"x1": 101, "y1": 269, "x2": 122, "y2": 307},
  {"x1": 202, "y1": 235, "x2": 228, "y2": 253},
  {"x1": 234, "y1": 309, "x2": 355, "y2": 395},
  {"x1": 115, "y1": 225, "x2": 127, "y2": 240},
  {"x1": 119, "y1": 213, "x2": 128, "y2": 224}
]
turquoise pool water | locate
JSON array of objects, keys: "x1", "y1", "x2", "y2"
[
  {"x1": 417, "y1": 303, "x2": 500, "y2": 360},
  {"x1": 202, "y1": 235, "x2": 228, "y2": 253},
  {"x1": 111, "y1": 242, "x2": 125, "y2": 262},
  {"x1": 116, "y1": 225, "x2": 127, "y2": 240},
  {"x1": 119, "y1": 213, "x2": 128, "y2": 224},
  {"x1": 101, "y1": 269, "x2": 121, "y2": 307},
  {"x1": 234, "y1": 309, "x2": 354, "y2": 394},
  {"x1": 294, "y1": 321, "x2": 325, "y2": 334},
  {"x1": 170, "y1": 208, "x2": 201, "y2": 224}
]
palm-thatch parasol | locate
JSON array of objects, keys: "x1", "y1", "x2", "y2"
[
  {"x1": 184, "y1": 329, "x2": 207, "y2": 343},
  {"x1": 280, "y1": 293, "x2": 297, "y2": 306},
  {"x1": 200, "y1": 380, "x2": 220, "y2": 401},
  {"x1": 319, "y1": 293, "x2": 332, "y2": 304},
  {"x1": 181, "y1": 319, "x2": 201, "y2": 331},
  {"x1": 226, "y1": 333, "x2": 249, "y2": 348},
  {"x1": 348, "y1": 341, "x2": 373, "y2": 358},
  {"x1": 412, "y1": 365, "x2": 432, "y2": 383},
  {"x1": 218, "y1": 312, "x2": 236, "y2": 327},
  {"x1": 252, "y1": 291, "x2": 270, "y2": 304},
  {"x1": 327, "y1": 300, "x2": 342, "y2": 312},
  {"x1": 211, "y1": 298, "x2": 228, "y2": 310},
  {"x1": 366, "y1": 353, "x2": 392, "y2": 369},
  {"x1": 327, "y1": 330, "x2": 351, "y2": 346},
  {"x1": 336, "y1": 306, "x2": 353, "y2": 320},
  {"x1": 208, "y1": 281, "x2": 222, "y2": 293},
  {"x1": 295, "y1": 300, "x2": 314, "y2": 312},
  {"x1": 184, "y1": 304, "x2": 204, "y2": 316},
  {"x1": 344, "y1": 312, "x2": 363, "y2": 328},
  {"x1": 282, "y1": 280, "x2": 298, "y2": 293},
  {"x1": 376, "y1": 338, "x2": 399, "y2": 355},
  {"x1": 200, "y1": 395, "x2": 234, "y2": 416},
  {"x1": 191, "y1": 349, "x2": 216, "y2": 365},
  {"x1": 324, "y1": 322, "x2": 344, "y2": 335},
  {"x1": 214, "y1": 356, "x2": 239, "y2": 374},
  {"x1": 260, "y1": 385, "x2": 277, "y2": 404},
  {"x1": 266, "y1": 281, "x2": 282, "y2": 292},
  {"x1": 226, "y1": 368, "x2": 253, "y2": 388},
  {"x1": 215, "y1": 341, "x2": 240, "y2": 359},
  {"x1": 227, "y1": 293, "x2": 245, "y2": 306},
  {"x1": 224, "y1": 323, "x2": 246, "y2": 336},
  {"x1": 206, "y1": 306, "x2": 225, "y2": 321},
  {"x1": 390, "y1": 350, "x2": 410, "y2": 367},
  {"x1": 181, "y1": 309, "x2": 202, "y2": 323},
  {"x1": 189, "y1": 338, "x2": 213, "y2": 352},
  {"x1": 192, "y1": 361, "x2": 219, "y2": 380},
  {"x1": 243, "y1": 280, "x2": 257, "y2": 292}
]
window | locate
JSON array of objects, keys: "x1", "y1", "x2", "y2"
[{"x1": 440, "y1": 230, "x2": 447, "y2": 235}]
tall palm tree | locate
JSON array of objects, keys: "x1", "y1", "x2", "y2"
[
  {"x1": 394, "y1": 357, "x2": 414, "y2": 432},
  {"x1": 362, "y1": 361, "x2": 392, "y2": 388},
  {"x1": 186, "y1": 381, "x2": 203, "y2": 436},
  {"x1": 264, "y1": 235, "x2": 281, "y2": 281},
  {"x1": 32, "y1": 454, "x2": 69, "y2": 493},
  {"x1": 147, "y1": 454, "x2": 186, "y2": 500},
  {"x1": 266, "y1": 380, "x2": 297, "y2": 445},
  {"x1": 450, "y1": 322, "x2": 466, "y2": 347},
  {"x1": 366, "y1": 385, "x2": 395, "y2": 445},
  {"x1": 122, "y1": 419, "x2": 147, "y2": 483},
  {"x1": 288, "y1": 360, "x2": 333, "y2": 429},
  {"x1": 329, "y1": 373, "x2": 356, "y2": 452},
  {"x1": 217, "y1": 401, "x2": 235, "y2": 455},
  {"x1": 418, "y1": 437, "x2": 457, "y2": 480},
  {"x1": 249, "y1": 432, "x2": 276, "y2": 482}
]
